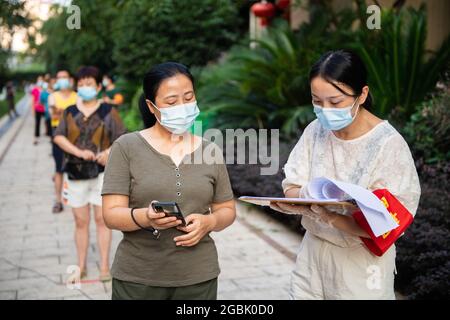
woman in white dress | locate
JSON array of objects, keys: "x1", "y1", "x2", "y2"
[{"x1": 270, "y1": 50, "x2": 421, "y2": 300}]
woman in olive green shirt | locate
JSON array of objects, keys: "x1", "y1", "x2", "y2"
[{"x1": 102, "y1": 62, "x2": 236, "y2": 300}]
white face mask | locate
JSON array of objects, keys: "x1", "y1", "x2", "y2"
[
  {"x1": 151, "y1": 100, "x2": 200, "y2": 134},
  {"x1": 313, "y1": 97, "x2": 360, "y2": 131}
]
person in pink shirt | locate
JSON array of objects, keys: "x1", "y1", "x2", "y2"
[{"x1": 31, "y1": 75, "x2": 46, "y2": 145}]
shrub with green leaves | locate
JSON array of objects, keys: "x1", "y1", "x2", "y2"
[
  {"x1": 395, "y1": 161, "x2": 450, "y2": 299},
  {"x1": 113, "y1": 0, "x2": 240, "y2": 81},
  {"x1": 402, "y1": 90, "x2": 450, "y2": 165},
  {"x1": 197, "y1": 3, "x2": 449, "y2": 137},
  {"x1": 196, "y1": 16, "x2": 356, "y2": 137},
  {"x1": 351, "y1": 5, "x2": 450, "y2": 123},
  {"x1": 38, "y1": 0, "x2": 120, "y2": 73}
]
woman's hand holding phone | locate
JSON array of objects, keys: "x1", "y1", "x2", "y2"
[{"x1": 146, "y1": 203, "x2": 183, "y2": 230}]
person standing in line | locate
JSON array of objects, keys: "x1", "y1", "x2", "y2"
[
  {"x1": 54, "y1": 66, "x2": 127, "y2": 282},
  {"x1": 101, "y1": 73, "x2": 124, "y2": 108},
  {"x1": 270, "y1": 50, "x2": 421, "y2": 300},
  {"x1": 31, "y1": 76, "x2": 45, "y2": 145},
  {"x1": 39, "y1": 80, "x2": 53, "y2": 138},
  {"x1": 6, "y1": 81, "x2": 19, "y2": 119},
  {"x1": 102, "y1": 62, "x2": 236, "y2": 300},
  {"x1": 48, "y1": 70, "x2": 78, "y2": 213}
]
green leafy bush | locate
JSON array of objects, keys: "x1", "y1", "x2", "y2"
[
  {"x1": 113, "y1": 0, "x2": 240, "y2": 80},
  {"x1": 402, "y1": 90, "x2": 450, "y2": 165},
  {"x1": 352, "y1": 5, "x2": 450, "y2": 122},
  {"x1": 38, "y1": 0, "x2": 120, "y2": 73},
  {"x1": 395, "y1": 162, "x2": 450, "y2": 299},
  {"x1": 197, "y1": 14, "x2": 356, "y2": 137},
  {"x1": 197, "y1": 3, "x2": 449, "y2": 137},
  {"x1": 120, "y1": 87, "x2": 144, "y2": 132}
]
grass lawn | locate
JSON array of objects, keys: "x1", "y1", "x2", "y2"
[{"x1": 0, "y1": 90, "x2": 25, "y2": 118}]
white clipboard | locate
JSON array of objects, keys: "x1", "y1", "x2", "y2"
[{"x1": 238, "y1": 196, "x2": 357, "y2": 207}]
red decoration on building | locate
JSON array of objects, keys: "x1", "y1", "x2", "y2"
[
  {"x1": 251, "y1": 1, "x2": 276, "y2": 26},
  {"x1": 276, "y1": 0, "x2": 290, "y2": 10},
  {"x1": 276, "y1": 0, "x2": 290, "y2": 22}
]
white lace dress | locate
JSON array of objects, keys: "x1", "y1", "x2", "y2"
[{"x1": 282, "y1": 119, "x2": 421, "y2": 299}]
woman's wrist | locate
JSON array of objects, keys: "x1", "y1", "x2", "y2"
[
  {"x1": 145, "y1": 208, "x2": 158, "y2": 228},
  {"x1": 134, "y1": 208, "x2": 153, "y2": 229},
  {"x1": 73, "y1": 147, "x2": 83, "y2": 158},
  {"x1": 207, "y1": 213, "x2": 218, "y2": 232}
]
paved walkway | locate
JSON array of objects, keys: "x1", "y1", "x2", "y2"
[{"x1": 0, "y1": 96, "x2": 302, "y2": 300}]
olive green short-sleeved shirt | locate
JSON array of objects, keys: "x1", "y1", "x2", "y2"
[{"x1": 101, "y1": 132, "x2": 234, "y2": 287}]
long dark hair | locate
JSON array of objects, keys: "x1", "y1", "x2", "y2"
[
  {"x1": 139, "y1": 62, "x2": 194, "y2": 128},
  {"x1": 309, "y1": 50, "x2": 372, "y2": 110}
]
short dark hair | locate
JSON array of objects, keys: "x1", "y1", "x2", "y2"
[
  {"x1": 76, "y1": 66, "x2": 102, "y2": 85},
  {"x1": 140, "y1": 62, "x2": 194, "y2": 128},
  {"x1": 309, "y1": 50, "x2": 372, "y2": 110}
]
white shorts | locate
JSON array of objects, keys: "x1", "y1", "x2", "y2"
[
  {"x1": 289, "y1": 231, "x2": 396, "y2": 300},
  {"x1": 63, "y1": 173, "x2": 104, "y2": 208}
]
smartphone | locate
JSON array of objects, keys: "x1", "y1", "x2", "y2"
[{"x1": 151, "y1": 201, "x2": 186, "y2": 226}]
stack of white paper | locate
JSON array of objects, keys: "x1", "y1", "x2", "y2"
[{"x1": 309, "y1": 177, "x2": 398, "y2": 237}]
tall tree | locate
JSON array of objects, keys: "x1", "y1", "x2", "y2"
[
  {"x1": 112, "y1": 0, "x2": 240, "y2": 81},
  {"x1": 37, "y1": 0, "x2": 121, "y2": 74},
  {"x1": 0, "y1": 0, "x2": 31, "y2": 79}
]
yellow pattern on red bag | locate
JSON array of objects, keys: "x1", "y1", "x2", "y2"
[{"x1": 352, "y1": 189, "x2": 414, "y2": 256}]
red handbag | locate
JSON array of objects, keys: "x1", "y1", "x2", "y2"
[{"x1": 352, "y1": 189, "x2": 414, "y2": 256}]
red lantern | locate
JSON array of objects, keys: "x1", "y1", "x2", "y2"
[
  {"x1": 276, "y1": 0, "x2": 290, "y2": 10},
  {"x1": 251, "y1": 0, "x2": 276, "y2": 26},
  {"x1": 276, "y1": 0, "x2": 290, "y2": 22}
]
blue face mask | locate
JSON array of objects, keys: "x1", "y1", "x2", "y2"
[
  {"x1": 77, "y1": 86, "x2": 98, "y2": 101},
  {"x1": 55, "y1": 78, "x2": 70, "y2": 90},
  {"x1": 151, "y1": 101, "x2": 200, "y2": 134},
  {"x1": 313, "y1": 97, "x2": 360, "y2": 131}
]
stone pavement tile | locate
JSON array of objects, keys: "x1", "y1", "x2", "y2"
[
  {"x1": 24, "y1": 220, "x2": 60, "y2": 230},
  {"x1": 233, "y1": 274, "x2": 290, "y2": 292},
  {"x1": 0, "y1": 237, "x2": 24, "y2": 253},
  {"x1": 63, "y1": 294, "x2": 89, "y2": 300},
  {"x1": 219, "y1": 287, "x2": 289, "y2": 300},
  {"x1": 217, "y1": 278, "x2": 240, "y2": 293},
  {"x1": 0, "y1": 222, "x2": 27, "y2": 232},
  {"x1": 17, "y1": 283, "x2": 84, "y2": 300},
  {"x1": 0, "y1": 252, "x2": 22, "y2": 262},
  {"x1": 21, "y1": 239, "x2": 59, "y2": 251},
  {"x1": 19, "y1": 265, "x2": 65, "y2": 280},
  {"x1": 18, "y1": 269, "x2": 61, "y2": 284},
  {"x1": 76, "y1": 282, "x2": 108, "y2": 297},
  {"x1": 0, "y1": 258, "x2": 19, "y2": 271},
  {"x1": 86, "y1": 292, "x2": 110, "y2": 300},
  {"x1": 59, "y1": 262, "x2": 100, "y2": 279},
  {"x1": 219, "y1": 265, "x2": 268, "y2": 281},
  {"x1": 0, "y1": 290, "x2": 17, "y2": 300},
  {"x1": 219, "y1": 253, "x2": 293, "y2": 270},
  {"x1": 0, "y1": 276, "x2": 59, "y2": 291},
  {"x1": 59, "y1": 252, "x2": 109, "y2": 266},
  {"x1": 20, "y1": 247, "x2": 68, "y2": 261},
  {"x1": 260, "y1": 264, "x2": 294, "y2": 277},
  {"x1": 0, "y1": 268, "x2": 19, "y2": 281},
  {"x1": 15, "y1": 256, "x2": 59, "y2": 268}
]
